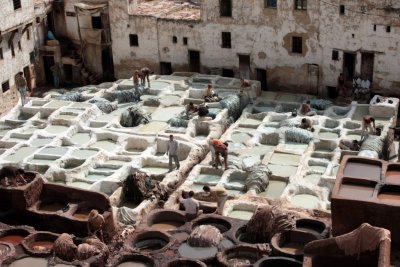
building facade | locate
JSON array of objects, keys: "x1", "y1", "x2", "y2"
[{"x1": 109, "y1": 0, "x2": 400, "y2": 97}]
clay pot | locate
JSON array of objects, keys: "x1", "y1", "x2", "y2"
[
  {"x1": 270, "y1": 230, "x2": 319, "y2": 260},
  {"x1": 21, "y1": 231, "x2": 59, "y2": 256}
]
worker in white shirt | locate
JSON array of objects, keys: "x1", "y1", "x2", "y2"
[
  {"x1": 167, "y1": 135, "x2": 180, "y2": 172},
  {"x1": 181, "y1": 191, "x2": 201, "y2": 221},
  {"x1": 356, "y1": 78, "x2": 371, "y2": 100}
]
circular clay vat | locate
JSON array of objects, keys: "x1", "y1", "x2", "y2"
[
  {"x1": 270, "y1": 230, "x2": 319, "y2": 260},
  {"x1": 254, "y1": 256, "x2": 302, "y2": 267},
  {"x1": 21, "y1": 232, "x2": 59, "y2": 256},
  {"x1": 178, "y1": 242, "x2": 218, "y2": 261},
  {"x1": 9, "y1": 257, "x2": 48, "y2": 267},
  {"x1": 0, "y1": 228, "x2": 30, "y2": 246},
  {"x1": 114, "y1": 254, "x2": 154, "y2": 267},
  {"x1": 147, "y1": 210, "x2": 186, "y2": 232},
  {"x1": 192, "y1": 217, "x2": 232, "y2": 233},
  {"x1": 217, "y1": 245, "x2": 264, "y2": 266},
  {"x1": 0, "y1": 242, "x2": 15, "y2": 262},
  {"x1": 132, "y1": 231, "x2": 171, "y2": 253},
  {"x1": 295, "y1": 218, "x2": 328, "y2": 237},
  {"x1": 167, "y1": 259, "x2": 207, "y2": 267},
  {"x1": 234, "y1": 225, "x2": 257, "y2": 244}
]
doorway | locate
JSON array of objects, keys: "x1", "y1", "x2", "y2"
[
  {"x1": 23, "y1": 66, "x2": 32, "y2": 91},
  {"x1": 222, "y1": 69, "x2": 234, "y2": 78},
  {"x1": 92, "y1": 16, "x2": 102, "y2": 29},
  {"x1": 43, "y1": 56, "x2": 55, "y2": 84},
  {"x1": 361, "y1": 52, "x2": 374, "y2": 82},
  {"x1": 160, "y1": 62, "x2": 172, "y2": 75},
  {"x1": 256, "y1": 68, "x2": 267, "y2": 91},
  {"x1": 189, "y1": 50, "x2": 200, "y2": 72},
  {"x1": 239, "y1": 54, "x2": 251, "y2": 79},
  {"x1": 63, "y1": 64, "x2": 73, "y2": 83},
  {"x1": 343, "y1": 52, "x2": 356, "y2": 81},
  {"x1": 101, "y1": 47, "x2": 114, "y2": 81}
]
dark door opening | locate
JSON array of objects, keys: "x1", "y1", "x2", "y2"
[
  {"x1": 343, "y1": 52, "x2": 356, "y2": 81},
  {"x1": 160, "y1": 62, "x2": 172, "y2": 75},
  {"x1": 64, "y1": 64, "x2": 73, "y2": 83},
  {"x1": 239, "y1": 54, "x2": 251, "y2": 79},
  {"x1": 23, "y1": 66, "x2": 32, "y2": 91},
  {"x1": 256, "y1": 68, "x2": 267, "y2": 91},
  {"x1": 222, "y1": 68, "x2": 234, "y2": 77},
  {"x1": 361, "y1": 52, "x2": 374, "y2": 82},
  {"x1": 101, "y1": 47, "x2": 114, "y2": 81},
  {"x1": 43, "y1": 56, "x2": 55, "y2": 84},
  {"x1": 92, "y1": 16, "x2": 102, "y2": 29},
  {"x1": 189, "y1": 50, "x2": 200, "y2": 73},
  {"x1": 47, "y1": 12, "x2": 55, "y2": 33}
]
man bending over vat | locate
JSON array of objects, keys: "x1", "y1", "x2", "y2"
[
  {"x1": 0, "y1": 166, "x2": 27, "y2": 187},
  {"x1": 202, "y1": 186, "x2": 228, "y2": 215},
  {"x1": 299, "y1": 118, "x2": 315, "y2": 132},
  {"x1": 362, "y1": 115, "x2": 376, "y2": 140},
  {"x1": 211, "y1": 139, "x2": 229, "y2": 170},
  {"x1": 339, "y1": 139, "x2": 361, "y2": 151}
]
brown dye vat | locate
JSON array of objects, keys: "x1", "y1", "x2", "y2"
[
  {"x1": 295, "y1": 219, "x2": 327, "y2": 238},
  {"x1": 38, "y1": 202, "x2": 65, "y2": 212},
  {"x1": 338, "y1": 183, "x2": 375, "y2": 199},
  {"x1": 0, "y1": 235, "x2": 25, "y2": 245},
  {"x1": 30, "y1": 241, "x2": 54, "y2": 251},
  {"x1": 150, "y1": 221, "x2": 182, "y2": 231},
  {"x1": 73, "y1": 211, "x2": 90, "y2": 220},
  {"x1": 385, "y1": 171, "x2": 400, "y2": 184},
  {"x1": 377, "y1": 185, "x2": 400, "y2": 204},
  {"x1": 280, "y1": 243, "x2": 304, "y2": 254},
  {"x1": 343, "y1": 162, "x2": 381, "y2": 180}
]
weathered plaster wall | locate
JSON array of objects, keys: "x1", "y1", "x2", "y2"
[{"x1": 0, "y1": 0, "x2": 34, "y2": 32}]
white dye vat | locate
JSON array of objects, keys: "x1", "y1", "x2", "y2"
[
  {"x1": 90, "y1": 140, "x2": 117, "y2": 151},
  {"x1": 291, "y1": 194, "x2": 319, "y2": 209},
  {"x1": 31, "y1": 138, "x2": 53, "y2": 147},
  {"x1": 309, "y1": 165, "x2": 326, "y2": 173},
  {"x1": 259, "y1": 180, "x2": 288, "y2": 199},
  {"x1": 195, "y1": 173, "x2": 221, "y2": 184},
  {"x1": 190, "y1": 184, "x2": 204, "y2": 192},
  {"x1": 231, "y1": 132, "x2": 252, "y2": 143},
  {"x1": 4, "y1": 147, "x2": 38, "y2": 162},
  {"x1": 86, "y1": 173, "x2": 109, "y2": 181},
  {"x1": 54, "y1": 114, "x2": 77, "y2": 120},
  {"x1": 159, "y1": 95, "x2": 181, "y2": 106},
  {"x1": 45, "y1": 125, "x2": 69, "y2": 134},
  {"x1": 268, "y1": 164, "x2": 298, "y2": 177},
  {"x1": 151, "y1": 107, "x2": 185, "y2": 122},
  {"x1": 138, "y1": 121, "x2": 168, "y2": 133},
  {"x1": 239, "y1": 119, "x2": 261, "y2": 127},
  {"x1": 28, "y1": 158, "x2": 55, "y2": 164},
  {"x1": 233, "y1": 145, "x2": 275, "y2": 157},
  {"x1": 44, "y1": 100, "x2": 70, "y2": 109},
  {"x1": 269, "y1": 153, "x2": 301, "y2": 166},
  {"x1": 352, "y1": 105, "x2": 369, "y2": 121},
  {"x1": 93, "y1": 166, "x2": 120, "y2": 172},
  {"x1": 71, "y1": 149, "x2": 98, "y2": 159},
  {"x1": 304, "y1": 174, "x2": 321, "y2": 185},
  {"x1": 282, "y1": 142, "x2": 309, "y2": 153},
  {"x1": 70, "y1": 133, "x2": 91, "y2": 145},
  {"x1": 39, "y1": 147, "x2": 68, "y2": 156},
  {"x1": 141, "y1": 166, "x2": 169, "y2": 175},
  {"x1": 150, "y1": 81, "x2": 170, "y2": 90},
  {"x1": 67, "y1": 182, "x2": 91, "y2": 190},
  {"x1": 318, "y1": 131, "x2": 339, "y2": 140},
  {"x1": 105, "y1": 159, "x2": 128, "y2": 165},
  {"x1": 227, "y1": 210, "x2": 254, "y2": 220}
]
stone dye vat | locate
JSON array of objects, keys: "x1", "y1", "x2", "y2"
[
  {"x1": 271, "y1": 230, "x2": 319, "y2": 260},
  {"x1": 332, "y1": 156, "x2": 400, "y2": 244},
  {"x1": 146, "y1": 210, "x2": 186, "y2": 232},
  {"x1": 216, "y1": 244, "x2": 265, "y2": 266}
]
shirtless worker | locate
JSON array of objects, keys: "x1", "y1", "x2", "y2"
[
  {"x1": 362, "y1": 115, "x2": 376, "y2": 140},
  {"x1": 0, "y1": 166, "x2": 27, "y2": 187},
  {"x1": 186, "y1": 102, "x2": 199, "y2": 119},
  {"x1": 211, "y1": 139, "x2": 228, "y2": 170},
  {"x1": 202, "y1": 185, "x2": 228, "y2": 215},
  {"x1": 299, "y1": 118, "x2": 314, "y2": 132},
  {"x1": 339, "y1": 139, "x2": 360, "y2": 151},
  {"x1": 140, "y1": 67, "x2": 153, "y2": 87}
]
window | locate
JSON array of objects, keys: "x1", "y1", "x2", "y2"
[
  {"x1": 221, "y1": 32, "x2": 231, "y2": 48},
  {"x1": 172, "y1": 36, "x2": 177, "y2": 44},
  {"x1": 222, "y1": 69, "x2": 234, "y2": 77},
  {"x1": 295, "y1": 0, "x2": 307, "y2": 10},
  {"x1": 220, "y1": 0, "x2": 232, "y2": 17},
  {"x1": 373, "y1": 24, "x2": 377, "y2": 31},
  {"x1": 129, "y1": 34, "x2": 139, "y2": 47},
  {"x1": 265, "y1": 0, "x2": 277, "y2": 8},
  {"x1": 36, "y1": 17, "x2": 41, "y2": 23},
  {"x1": 292, "y1": 36, "x2": 302, "y2": 54},
  {"x1": 0, "y1": 48, "x2": 3, "y2": 60},
  {"x1": 18, "y1": 41, "x2": 22, "y2": 51},
  {"x1": 11, "y1": 44, "x2": 15, "y2": 58},
  {"x1": 26, "y1": 28, "x2": 30, "y2": 40},
  {"x1": 92, "y1": 16, "x2": 102, "y2": 29},
  {"x1": 2, "y1": 81, "x2": 10, "y2": 93},
  {"x1": 387, "y1": 26, "x2": 391, "y2": 33},
  {"x1": 332, "y1": 50, "x2": 339, "y2": 60},
  {"x1": 13, "y1": 0, "x2": 21, "y2": 10},
  {"x1": 66, "y1": 11, "x2": 76, "y2": 17},
  {"x1": 340, "y1": 5, "x2": 345, "y2": 15},
  {"x1": 183, "y1": 37, "x2": 188, "y2": 45},
  {"x1": 29, "y1": 51, "x2": 35, "y2": 64}
]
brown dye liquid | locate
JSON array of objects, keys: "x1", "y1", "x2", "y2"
[
  {"x1": 339, "y1": 184, "x2": 374, "y2": 199},
  {"x1": 385, "y1": 171, "x2": 400, "y2": 184},
  {"x1": 378, "y1": 192, "x2": 400, "y2": 203},
  {"x1": 39, "y1": 202, "x2": 65, "y2": 212},
  {"x1": 280, "y1": 242, "x2": 304, "y2": 254},
  {"x1": 296, "y1": 227, "x2": 321, "y2": 236},
  {"x1": 73, "y1": 212, "x2": 89, "y2": 220},
  {"x1": 150, "y1": 221, "x2": 182, "y2": 231},
  {"x1": 0, "y1": 235, "x2": 25, "y2": 245},
  {"x1": 344, "y1": 162, "x2": 381, "y2": 180},
  {"x1": 30, "y1": 241, "x2": 54, "y2": 251}
]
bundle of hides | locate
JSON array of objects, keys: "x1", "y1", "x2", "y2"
[
  {"x1": 88, "y1": 210, "x2": 105, "y2": 233},
  {"x1": 168, "y1": 118, "x2": 188, "y2": 128},
  {"x1": 188, "y1": 225, "x2": 223, "y2": 247},
  {"x1": 123, "y1": 172, "x2": 167, "y2": 204},
  {"x1": 84, "y1": 236, "x2": 109, "y2": 259},
  {"x1": 359, "y1": 135, "x2": 383, "y2": 157},
  {"x1": 53, "y1": 233, "x2": 77, "y2": 262},
  {"x1": 103, "y1": 87, "x2": 144, "y2": 103},
  {"x1": 245, "y1": 165, "x2": 272, "y2": 193},
  {"x1": 120, "y1": 106, "x2": 151, "y2": 127},
  {"x1": 77, "y1": 243, "x2": 100, "y2": 261},
  {"x1": 285, "y1": 127, "x2": 314, "y2": 144},
  {"x1": 55, "y1": 92, "x2": 84, "y2": 102},
  {"x1": 72, "y1": 86, "x2": 99, "y2": 93},
  {"x1": 143, "y1": 96, "x2": 160, "y2": 107},
  {"x1": 246, "y1": 205, "x2": 296, "y2": 243},
  {"x1": 220, "y1": 95, "x2": 242, "y2": 121},
  {"x1": 88, "y1": 97, "x2": 117, "y2": 114},
  {"x1": 310, "y1": 99, "x2": 333, "y2": 110},
  {"x1": 279, "y1": 118, "x2": 299, "y2": 128}
]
